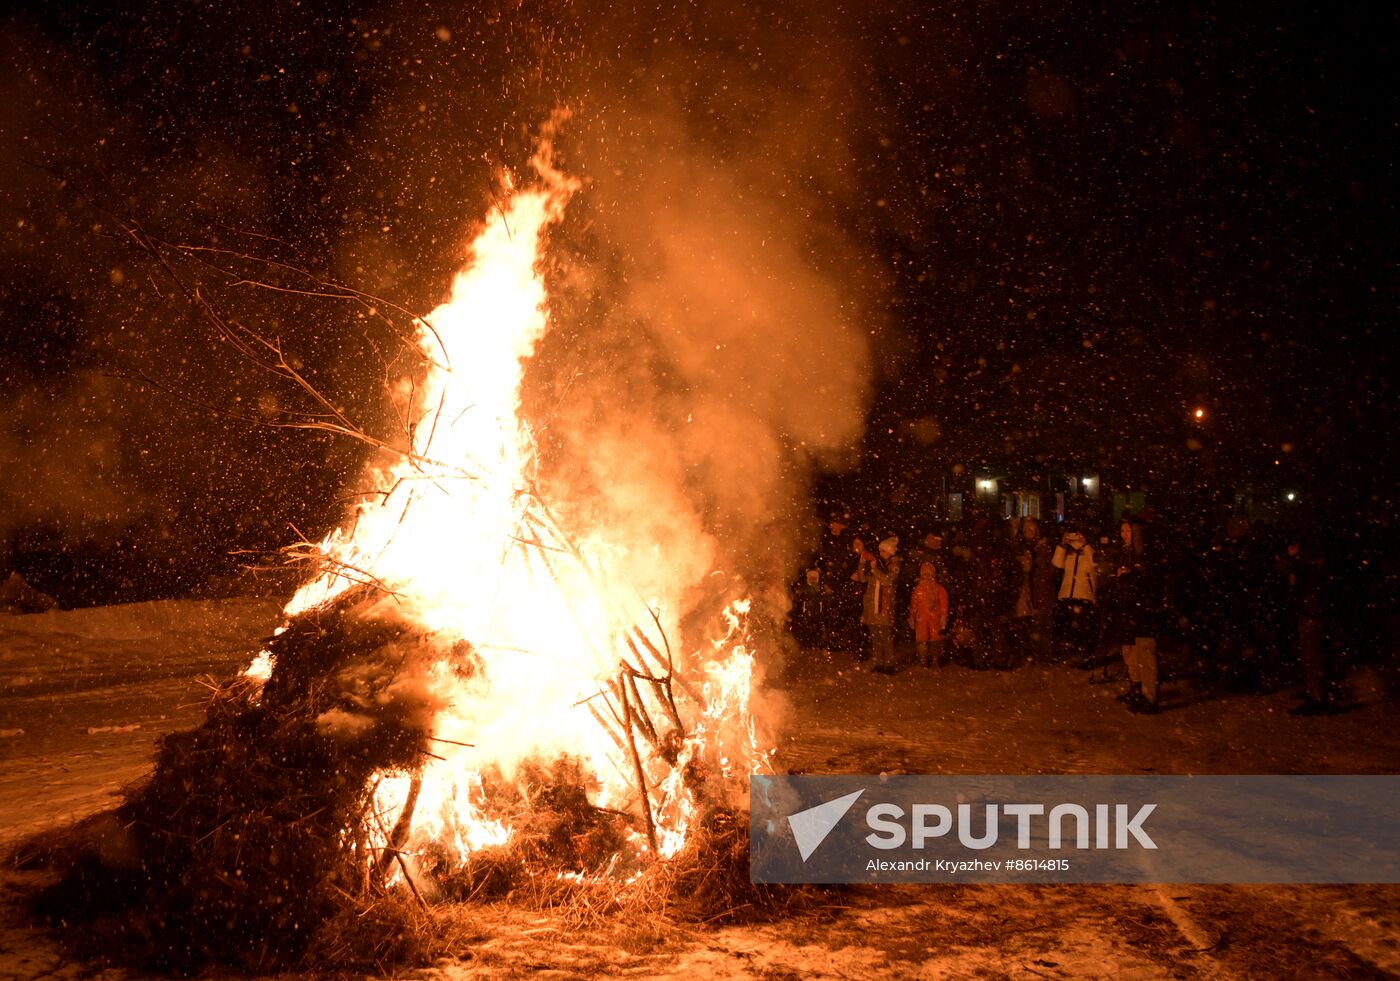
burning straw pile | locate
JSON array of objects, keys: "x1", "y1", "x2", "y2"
[
  {"x1": 19, "y1": 131, "x2": 784, "y2": 972},
  {"x1": 27, "y1": 587, "x2": 446, "y2": 970},
  {"x1": 24, "y1": 583, "x2": 772, "y2": 972}
]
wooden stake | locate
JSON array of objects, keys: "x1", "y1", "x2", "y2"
[
  {"x1": 636, "y1": 671, "x2": 685, "y2": 736},
  {"x1": 586, "y1": 700, "x2": 629, "y2": 757},
  {"x1": 618, "y1": 674, "x2": 660, "y2": 856},
  {"x1": 631, "y1": 625, "x2": 703, "y2": 706},
  {"x1": 374, "y1": 773, "x2": 422, "y2": 880},
  {"x1": 623, "y1": 672, "x2": 659, "y2": 746},
  {"x1": 368, "y1": 777, "x2": 428, "y2": 910}
]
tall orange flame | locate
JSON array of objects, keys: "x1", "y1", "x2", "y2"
[{"x1": 249, "y1": 122, "x2": 769, "y2": 872}]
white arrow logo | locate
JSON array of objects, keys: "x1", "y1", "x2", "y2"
[{"x1": 788, "y1": 789, "x2": 864, "y2": 861}]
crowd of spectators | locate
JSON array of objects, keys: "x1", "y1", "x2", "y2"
[{"x1": 790, "y1": 505, "x2": 1398, "y2": 716}]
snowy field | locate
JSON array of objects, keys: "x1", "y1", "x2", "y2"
[
  {"x1": 0, "y1": 598, "x2": 282, "y2": 846},
  {"x1": 2, "y1": 599, "x2": 1398, "y2": 979}
]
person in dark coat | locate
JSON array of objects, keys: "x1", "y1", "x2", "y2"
[
  {"x1": 906, "y1": 530, "x2": 948, "y2": 586},
  {"x1": 846, "y1": 535, "x2": 872, "y2": 661},
  {"x1": 1102, "y1": 514, "x2": 1163, "y2": 712},
  {"x1": 792, "y1": 567, "x2": 831, "y2": 652},
  {"x1": 958, "y1": 520, "x2": 1018, "y2": 669},
  {"x1": 1283, "y1": 536, "x2": 1332, "y2": 714},
  {"x1": 1011, "y1": 517, "x2": 1057, "y2": 663},
  {"x1": 818, "y1": 513, "x2": 861, "y2": 655},
  {"x1": 857, "y1": 537, "x2": 902, "y2": 672}
]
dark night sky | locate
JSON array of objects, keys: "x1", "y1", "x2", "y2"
[
  {"x1": 844, "y1": 4, "x2": 1396, "y2": 519},
  {"x1": 0, "y1": 1, "x2": 1394, "y2": 603}
]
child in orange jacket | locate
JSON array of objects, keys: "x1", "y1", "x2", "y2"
[{"x1": 909, "y1": 561, "x2": 950, "y2": 668}]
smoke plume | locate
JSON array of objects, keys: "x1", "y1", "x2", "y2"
[{"x1": 528, "y1": 6, "x2": 881, "y2": 626}]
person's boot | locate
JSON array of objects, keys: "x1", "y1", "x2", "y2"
[
  {"x1": 1116, "y1": 682, "x2": 1142, "y2": 705},
  {"x1": 1129, "y1": 694, "x2": 1159, "y2": 714}
]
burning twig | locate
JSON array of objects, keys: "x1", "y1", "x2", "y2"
[
  {"x1": 622, "y1": 672, "x2": 660, "y2": 747},
  {"x1": 374, "y1": 773, "x2": 423, "y2": 883},
  {"x1": 280, "y1": 545, "x2": 404, "y2": 601},
  {"x1": 585, "y1": 700, "x2": 629, "y2": 757},
  {"x1": 154, "y1": 237, "x2": 451, "y2": 370},
  {"x1": 369, "y1": 815, "x2": 427, "y2": 912},
  {"x1": 618, "y1": 676, "x2": 660, "y2": 856},
  {"x1": 625, "y1": 628, "x2": 702, "y2": 711},
  {"x1": 607, "y1": 677, "x2": 658, "y2": 754},
  {"x1": 643, "y1": 604, "x2": 677, "y2": 675},
  {"x1": 508, "y1": 534, "x2": 568, "y2": 554},
  {"x1": 648, "y1": 674, "x2": 685, "y2": 740}
]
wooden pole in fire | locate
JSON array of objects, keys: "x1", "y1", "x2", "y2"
[{"x1": 617, "y1": 671, "x2": 660, "y2": 856}]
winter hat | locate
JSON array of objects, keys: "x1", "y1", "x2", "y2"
[{"x1": 878, "y1": 536, "x2": 899, "y2": 558}]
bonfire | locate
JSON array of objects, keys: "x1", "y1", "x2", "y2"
[{"x1": 27, "y1": 123, "x2": 779, "y2": 972}]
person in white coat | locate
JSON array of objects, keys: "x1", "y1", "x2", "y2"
[{"x1": 1052, "y1": 528, "x2": 1099, "y2": 659}]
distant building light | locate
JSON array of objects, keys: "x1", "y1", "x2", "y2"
[
  {"x1": 1286, "y1": 492, "x2": 1298, "y2": 502},
  {"x1": 1193, "y1": 407, "x2": 1206, "y2": 420},
  {"x1": 1081, "y1": 477, "x2": 1092, "y2": 485}
]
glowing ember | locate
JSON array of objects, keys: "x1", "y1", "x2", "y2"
[{"x1": 250, "y1": 121, "x2": 769, "y2": 877}]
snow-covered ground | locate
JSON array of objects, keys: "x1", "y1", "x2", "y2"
[
  {"x1": 777, "y1": 650, "x2": 1400, "y2": 777},
  {"x1": 0, "y1": 597, "x2": 280, "y2": 844},
  {"x1": 2, "y1": 600, "x2": 1397, "y2": 979}
]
